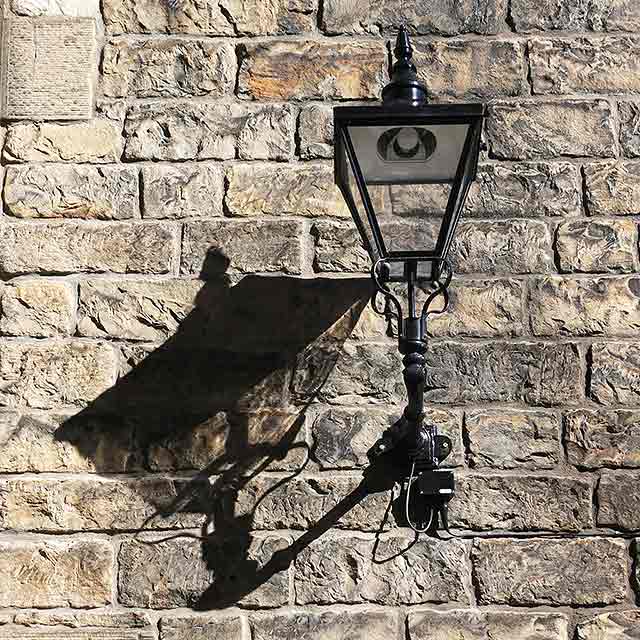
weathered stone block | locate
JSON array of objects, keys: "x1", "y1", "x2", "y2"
[
  {"x1": 160, "y1": 616, "x2": 243, "y2": 640},
  {"x1": 251, "y1": 611, "x2": 397, "y2": 640},
  {"x1": 591, "y1": 342, "x2": 640, "y2": 405},
  {"x1": 408, "y1": 609, "x2": 569, "y2": 640},
  {"x1": 597, "y1": 472, "x2": 640, "y2": 530},
  {"x1": 530, "y1": 276, "x2": 640, "y2": 336},
  {"x1": 9, "y1": 610, "x2": 152, "y2": 635},
  {"x1": 0, "y1": 280, "x2": 76, "y2": 337},
  {"x1": 577, "y1": 611, "x2": 640, "y2": 640},
  {"x1": 414, "y1": 39, "x2": 526, "y2": 99},
  {"x1": 451, "y1": 474, "x2": 592, "y2": 532},
  {"x1": 0, "y1": 539, "x2": 113, "y2": 607},
  {"x1": 298, "y1": 104, "x2": 333, "y2": 159},
  {"x1": 238, "y1": 41, "x2": 385, "y2": 100},
  {"x1": 472, "y1": 538, "x2": 628, "y2": 605},
  {"x1": 294, "y1": 535, "x2": 470, "y2": 605},
  {"x1": 3, "y1": 120, "x2": 123, "y2": 163},
  {"x1": 103, "y1": 39, "x2": 235, "y2": 98},
  {"x1": 141, "y1": 164, "x2": 223, "y2": 219},
  {"x1": 0, "y1": 222, "x2": 176, "y2": 275},
  {"x1": 556, "y1": 219, "x2": 636, "y2": 273},
  {"x1": 181, "y1": 220, "x2": 303, "y2": 275},
  {"x1": 424, "y1": 341, "x2": 583, "y2": 405},
  {"x1": 465, "y1": 410, "x2": 560, "y2": 469},
  {"x1": 585, "y1": 161, "x2": 640, "y2": 215},
  {"x1": 487, "y1": 100, "x2": 616, "y2": 160},
  {"x1": 78, "y1": 279, "x2": 202, "y2": 342},
  {"x1": 9, "y1": 0, "x2": 100, "y2": 16},
  {"x1": 226, "y1": 163, "x2": 348, "y2": 218},
  {"x1": 565, "y1": 409, "x2": 640, "y2": 468},
  {"x1": 320, "y1": 0, "x2": 507, "y2": 35},
  {"x1": 619, "y1": 101, "x2": 640, "y2": 157},
  {"x1": 3, "y1": 164, "x2": 139, "y2": 220},
  {"x1": 312, "y1": 221, "x2": 373, "y2": 274},
  {"x1": 124, "y1": 102, "x2": 294, "y2": 161},
  {"x1": 0, "y1": 340, "x2": 117, "y2": 409},
  {"x1": 118, "y1": 535, "x2": 289, "y2": 608}
]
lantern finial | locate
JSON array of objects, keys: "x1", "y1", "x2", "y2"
[{"x1": 382, "y1": 26, "x2": 428, "y2": 106}]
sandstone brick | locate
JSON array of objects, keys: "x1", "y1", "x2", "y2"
[
  {"x1": 465, "y1": 410, "x2": 561, "y2": 469},
  {"x1": 556, "y1": 219, "x2": 636, "y2": 273},
  {"x1": 294, "y1": 535, "x2": 470, "y2": 605},
  {"x1": 103, "y1": 39, "x2": 235, "y2": 99},
  {"x1": 226, "y1": 163, "x2": 348, "y2": 218},
  {"x1": 487, "y1": 100, "x2": 616, "y2": 160},
  {"x1": 124, "y1": 102, "x2": 294, "y2": 161},
  {"x1": 78, "y1": 279, "x2": 203, "y2": 342},
  {"x1": 0, "y1": 279, "x2": 76, "y2": 337},
  {"x1": 0, "y1": 624, "x2": 154, "y2": 640},
  {"x1": 321, "y1": 0, "x2": 507, "y2": 35},
  {"x1": 160, "y1": 616, "x2": 242, "y2": 640},
  {"x1": 118, "y1": 534, "x2": 289, "y2": 608},
  {"x1": 414, "y1": 39, "x2": 526, "y2": 99},
  {"x1": 238, "y1": 41, "x2": 385, "y2": 100},
  {"x1": 591, "y1": 343, "x2": 640, "y2": 404},
  {"x1": 408, "y1": 609, "x2": 569, "y2": 640},
  {"x1": 577, "y1": 611, "x2": 640, "y2": 640},
  {"x1": 473, "y1": 538, "x2": 628, "y2": 605},
  {"x1": 298, "y1": 105, "x2": 333, "y2": 159},
  {"x1": 425, "y1": 341, "x2": 583, "y2": 405},
  {"x1": 585, "y1": 161, "x2": 640, "y2": 215},
  {"x1": 0, "y1": 222, "x2": 176, "y2": 276},
  {"x1": 0, "y1": 538, "x2": 113, "y2": 607},
  {"x1": 141, "y1": 164, "x2": 223, "y2": 219},
  {"x1": 3, "y1": 164, "x2": 139, "y2": 220},
  {"x1": 531, "y1": 37, "x2": 640, "y2": 95},
  {"x1": 565, "y1": 409, "x2": 640, "y2": 468},
  {"x1": 618, "y1": 101, "x2": 640, "y2": 157},
  {"x1": 451, "y1": 474, "x2": 592, "y2": 532},
  {"x1": 597, "y1": 472, "x2": 640, "y2": 529},
  {"x1": 10, "y1": 0, "x2": 99, "y2": 15},
  {"x1": 12, "y1": 611, "x2": 151, "y2": 629},
  {"x1": 3, "y1": 120, "x2": 123, "y2": 163},
  {"x1": 0, "y1": 340, "x2": 117, "y2": 409}
]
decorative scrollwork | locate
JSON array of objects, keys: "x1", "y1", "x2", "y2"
[{"x1": 371, "y1": 259, "x2": 404, "y2": 339}]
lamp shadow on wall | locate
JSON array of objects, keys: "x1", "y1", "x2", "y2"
[{"x1": 54, "y1": 249, "x2": 389, "y2": 610}]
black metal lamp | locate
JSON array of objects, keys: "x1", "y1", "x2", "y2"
[{"x1": 334, "y1": 27, "x2": 486, "y2": 533}]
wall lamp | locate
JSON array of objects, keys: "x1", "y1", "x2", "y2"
[{"x1": 333, "y1": 27, "x2": 485, "y2": 533}]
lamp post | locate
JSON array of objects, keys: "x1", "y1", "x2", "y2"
[{"x1": 333, "y1": 27, "x2": 485, "y2": 532}]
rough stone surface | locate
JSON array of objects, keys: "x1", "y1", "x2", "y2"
[
  {"x1": 0, "y1": 279, "x2": 76, "y2": 337},
  {"x1": 0, "y1": 340, "x2": 117, "y2": 409},
  {"x1": 465, "y1": 410, "x2": 560, "y2": 469},
  {"x1": 3, "y1": 120, "x2": 123, "y2": 163},
  {"x1": 160, "y1": 616, "x2": 243, "y2": 640},
  {"x1": 298, "y1": 105, "x2": 333, "y2": 159},
  {"x1": 0, "y1": 222, "x2": 176, "y2": 276},
  {"x1": 226, "y1": 163, "x2": 348, "y2": 218},
  {"x1": 312, "y1": 221, "x2": 375, "y2": 274},
  {"x1": 597, "y1": 472, "x2": 640, "y2": 530},
  {"x1": 124, "y1": 102, "x2": 294, "y2": 161},
  {"x1": 424, "y1": 341, "x2": 583, "y2": 405},
  {"x1": 486, "y1": 100, "x2": 616, "y2": 160},
  {"x1": 451, "y1": 474, "x2": 592, "y2": 532},
  {"x1": 473, "y1": 538, "x2": 628, "y2": 605},
  {"x1": 565, "y1": 409, "x2": 640, "y2": 468},
  {"x1": 10, "y1": 0, "x2": 100, "y2": 16},
  {"x1": 0, "y1": 539, "x2": 113, "y2": 607},
  {"x1": 584, "y1": 161, "x2": 640, "y2": 215},
  {"x1": 577, "y1": 611, "x2": 640, "y2": 640},
  {"x1": 238, "y1": 41, "x2": 385, "y2": 100},
  {"x1": 591, "y1": 342, "x2": 640, "y2": 405},
  {"x1": 102, "y1": 40, "x2": 236, "y2": 99},
  {"x1": 555, "y1": 219, "x2": 636, "y2": 273},
  {"x1": 3, "y1": 164, "x2": 139, "y2": 220},
  {"x1": 619, "y1": 101, "x2": 640, "y2": 157},
  {"x1": 408, "y1": 609, "x2": 569, "y2": 640},
  {"x1": 9, "y1": 610, "x2": 152, "y2": 629},
  {"x1": 141, "y1": 164, "x2": 223, "y2": 219},
  {"x1": 294, "y1": 535, "x2": 470, "y2": 605}
]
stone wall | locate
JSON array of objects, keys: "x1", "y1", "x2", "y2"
[{"x1": 0, "y1": 0, "x2": 639, "y2": 639}]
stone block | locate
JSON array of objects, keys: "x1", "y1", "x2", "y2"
[
  {"x1": 3, "y1": 164, "x2": 139, "y2": 220},
  {"x1": 0, "y1": 222, "x2": 176, "y2": 276},
  {"x1": 0, "y1": 279, "x2": 76, "y2": 337},
  {"x1": 103, "y1": 39, "x2": 235, "y2": 98},
  {"x1": 487, "y1": 100, "x2": 616, "y2": 160},
  {"x1": 465, "y1": 410, "x2": 560, "y2": 469},
  {"x1": 9, "y1": 0, "x2": 100, "y2": 16},
  {"x1": 556, "y1": 219, "x2": 636, "y2": 273},
  {"x1": 3, "y1": 120, "x2": 123, "y2": 163},
  {"x1": 619, "y1": 101, "x2": 640, "y2": 157},
  {"x1": 577, "y1": 611, "x2": 640, "y2": 640},
  {"x1": 238, "y1": 41, "x2": 385, "y2": 100},
  {"x1": 424, "y1": 341, "x2": 583, "y2": 405},
  {"x1": 298, "y1": 105, "x2": 333, "y2": 159},
  {"x1": 584, "y1": 161, "x2": 640, "y2": 215},
  {"x1": 160, "y1": 616, "x2": 243, "y2": 640},
  {"x1": 565, "y1": 409, "x2": 640, "y2": 468},
  {"x1": 141, "y1": 164, "x2": 223, "y2": 219},
  {"x1": 0, "y1": 538, "x2": 113, "y2": 607},
  {"x1": 294, "y1": 535, "x2": 470, "y2": 605},
  {"x1": 591, "y1": 342, "x2": 640, "y2": 404},
  {"x1": 312, "y1": 221, "x2": 373, "y2": 274},
  {"x1": 124, "y1": 102, "x2": 294, "y2": 161},
  {"x1": 472, "y1": 537, "x2": 628, "y2": 605},
  {"x1": 78, "y1": 279, "x2": 202, "y2": 342},
  {"x1": 597, "y1": 472, "x2": 640, "y2": 529}
]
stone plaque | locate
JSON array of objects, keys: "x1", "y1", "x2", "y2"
[{"x1": 0, "y1": 16, "x2": 95, "y2": 120}]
